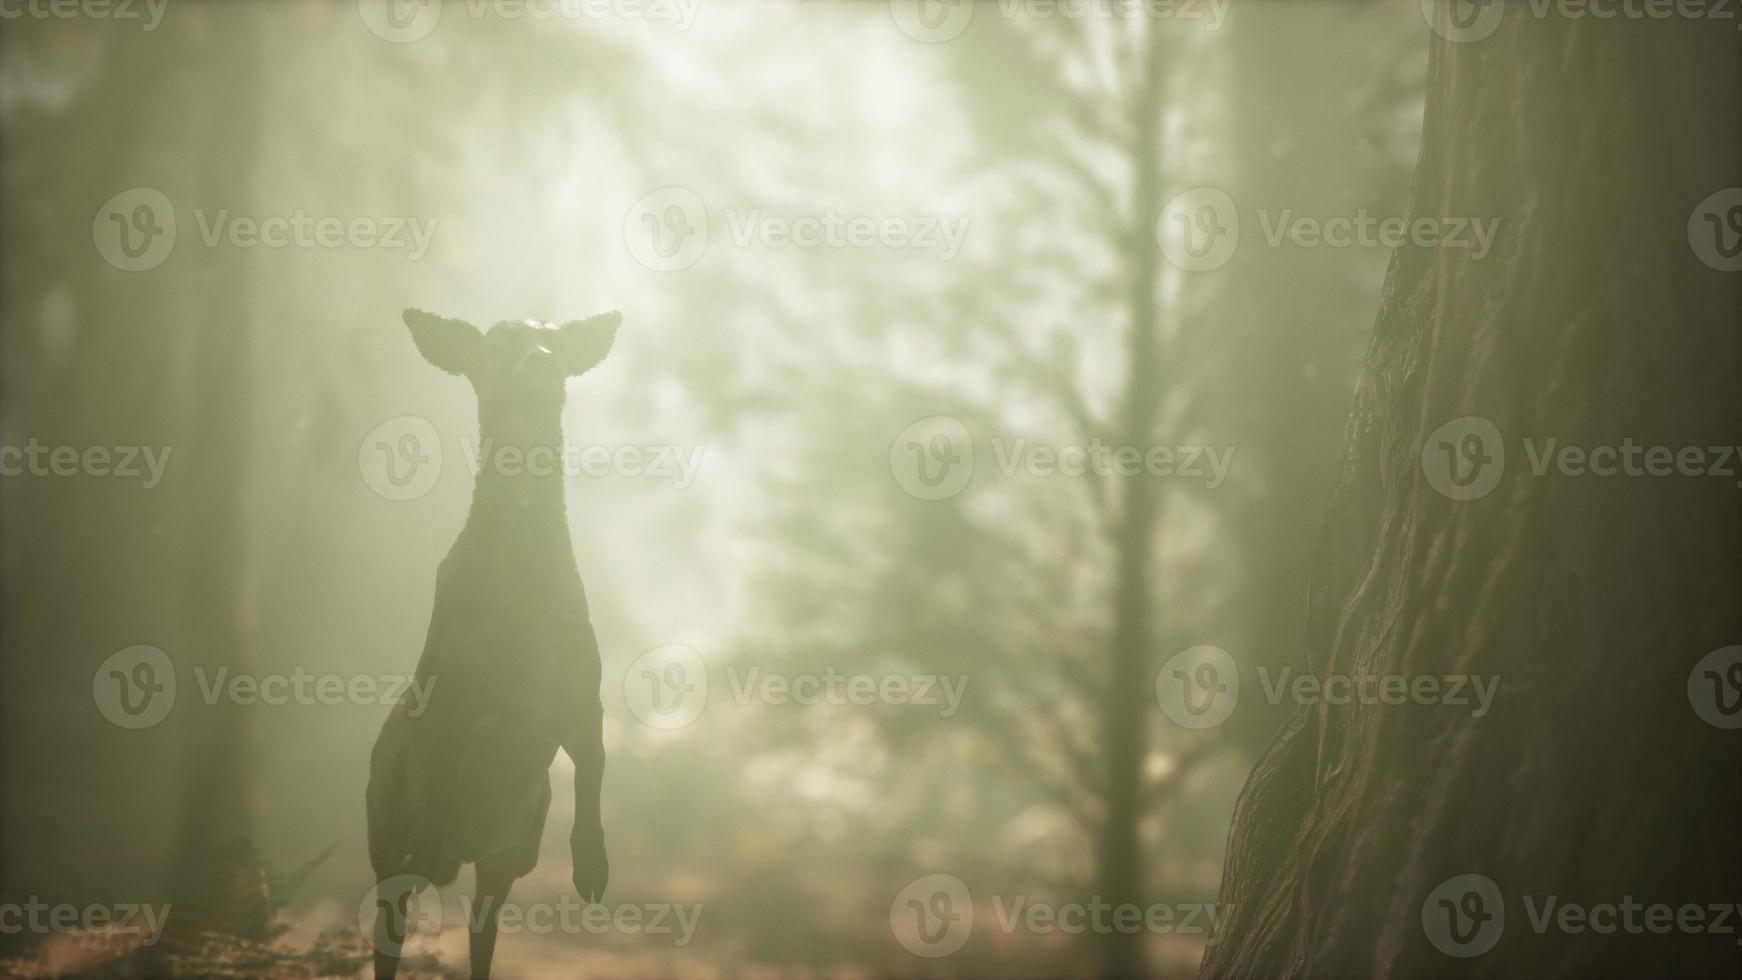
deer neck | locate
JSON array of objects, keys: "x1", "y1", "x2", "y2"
[{"x1": 460, "y1": 408, "x2": 571, "y2": 555}]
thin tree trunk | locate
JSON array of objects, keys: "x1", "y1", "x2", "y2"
[
  {"x1": 1097, "y1": 22, "x2": 1169, "y2": 980},
  {"x1": 162, "y1": 5, "x2": 269, "y2": 946},
  {"x1": 1203, "y1": 11, "x2": 1740, "y2": 979}
]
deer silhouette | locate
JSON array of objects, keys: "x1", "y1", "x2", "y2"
[{"x1": 367, "y1": 308, "x2": 618, "y2": 980}]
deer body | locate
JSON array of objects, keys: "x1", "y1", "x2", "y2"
[{"x1": 367, "y1": 309, "x2": 618, "y2": 980}]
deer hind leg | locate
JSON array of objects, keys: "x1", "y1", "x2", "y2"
[{"x1": 468, "y1": 858, "x2": 520, "y2": 980}]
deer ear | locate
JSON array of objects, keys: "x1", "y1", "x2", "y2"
[
  {"x1": 559, "y1": 311, "x2": 621, "y2": 377},
  {"x1": 402, "y1": 308, "x2": 481, "y2": 376}
]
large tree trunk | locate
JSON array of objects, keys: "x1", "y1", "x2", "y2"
[{"x1": 1202, "y1": 11, "x2": 1740, "y2": 980}]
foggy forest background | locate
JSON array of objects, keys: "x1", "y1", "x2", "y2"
[{"x1": 10, "y1": 1, "x2": 1725, "y2": 978}]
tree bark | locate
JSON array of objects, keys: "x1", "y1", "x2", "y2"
[{"x1": 1202, "y1": 11, "x2": 1741, "y2": 980}]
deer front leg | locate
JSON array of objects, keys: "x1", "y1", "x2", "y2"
[
  {"x1": 370, "y1": 877, "x2": 417, "y2": 980},
  {"x1": 565, "y1": 701, "x2": 609, "y2": 903},
  {"x1": 469, "y1": 860, "x2": 517, "y2": 980}
]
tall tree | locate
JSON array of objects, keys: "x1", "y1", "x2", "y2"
[
  {"x1": 162, "y1": 2, "x2": 271, "y2": 945},
  {"x1": 1202, "y1": 10, "x2": 1740, "y2": 979}
]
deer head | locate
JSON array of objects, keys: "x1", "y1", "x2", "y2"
[{"x1": 402, "y1": 308, "x2": 620, "y2": 450}]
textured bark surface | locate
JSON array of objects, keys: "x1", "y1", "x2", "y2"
[{"x1": 1201, "y1": 11, "x2": 1741, "y2": 980}]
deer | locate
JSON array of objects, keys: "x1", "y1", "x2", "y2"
[{"x1": 366, "y1": 307, "x2": 618, "y2": 980}]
